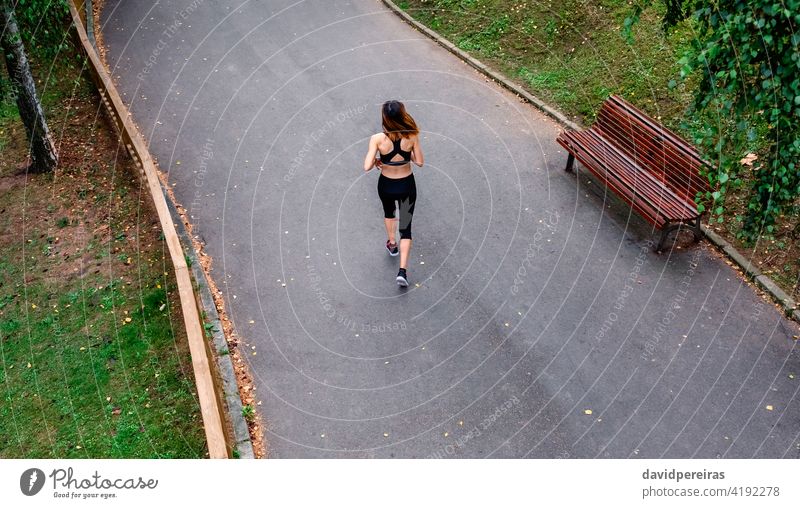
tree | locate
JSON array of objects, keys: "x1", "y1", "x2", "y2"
[
  {"x1": 1, "y1": 2, "x2": 58, "y2": 173},
  {"x1": 626, "y1": 0, "x2": 800, "y2": 241}
]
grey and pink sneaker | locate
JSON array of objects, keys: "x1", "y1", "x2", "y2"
[{"x1": 386, "y1": 240, "x2": 399, "y2": 256}]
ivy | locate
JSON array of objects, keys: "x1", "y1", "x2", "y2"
[{"x1": 626, "y1": 0, "x2": 800, "y2": 242}]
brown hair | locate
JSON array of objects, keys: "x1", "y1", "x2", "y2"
[{"x1": 382, "y1": 100, "x2": 419, "y2": 141}]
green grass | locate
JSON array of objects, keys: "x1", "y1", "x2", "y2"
[
  {"x1": 0, "y1": 279, "x2": 202, "y2": 458},
  {"x1": 401, "y1": 0, "x2": 697, "y2": 129},
  {"x1": 0, "y1": 48, "x2": 206, "y2": 458}
]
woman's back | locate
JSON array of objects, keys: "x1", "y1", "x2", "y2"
[{"x1": 377, "y1": 133, "x2": 416, "y2": 178}]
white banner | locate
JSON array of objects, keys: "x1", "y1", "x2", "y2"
[{"x1": 1, "y1": 460, "x2": 796, "y2": 507}]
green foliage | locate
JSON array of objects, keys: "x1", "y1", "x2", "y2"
[
  {"x1": 627, "y1": 0, "x2": 800, "y2": 241},
  {"x1": 241, "y1": 404, "x2": 256, "y2": 422},
  {"x1": 0, "y1": 1, "x2": 71, "y2": 125},
  {"x1": 12, "y1": 0, "x2": 70, "y2": 58}
]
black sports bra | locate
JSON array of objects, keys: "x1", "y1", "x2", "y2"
[{"x1": 379, "y1": 136, "x2": 412, "y2": 166}]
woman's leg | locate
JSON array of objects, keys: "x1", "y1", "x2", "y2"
[
  {"x1": 378, "y1": 175, "x2": 398, "y2": 245},
  {"x1": 384, "y1": 217, "x2": 397, "y2": 245},
  {"x1": 399, "y1": 239, "x2": 412, "y2": 269},
  {"x1": 397, "y1": 176, "x2": 417, "y2": 270}
]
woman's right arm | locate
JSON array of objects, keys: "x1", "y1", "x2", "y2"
[
  {"x1": 363, "y1": 134, "x2": 379, "y2": 171},
  {"x1": 412, "y1": 135, "x2": 424, "y2": 167}
]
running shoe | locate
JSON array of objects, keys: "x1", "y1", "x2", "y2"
[
  {"x1": 386, "y1": 240, "x2": 399, "y2": 256},
  {"x1": 396, "y1": 268, "x2": 408, "y2": 287}
]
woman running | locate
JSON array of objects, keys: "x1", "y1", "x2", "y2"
[{"x1": 363, "y1": 100, "x2": 424, "y2": 287}]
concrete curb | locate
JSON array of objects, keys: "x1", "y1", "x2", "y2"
[
  {"x1": 165, "y1": 196, "x2": 256, "y2": 459},
  {"x1": 381, "y1": 0, "x2": 799, "y2": 324}
]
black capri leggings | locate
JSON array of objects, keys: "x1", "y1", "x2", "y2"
[{"x1": 377, "y1": 173, "x2": 416, "y2": 240}]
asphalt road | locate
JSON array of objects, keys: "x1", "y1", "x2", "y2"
[{"x1": 100, "y1": 0, "x2": 800, "y2": 458}]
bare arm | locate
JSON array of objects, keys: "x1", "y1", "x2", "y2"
[
  {"x1": 412, "y1": 135, "x2": 424, "y2": 167},
  {"x1": 363, "y1": 134, "x2": 379, "y2": 171}
]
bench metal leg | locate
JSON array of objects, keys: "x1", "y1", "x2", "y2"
[
  {"x1": 565, "y1": 153, "x2": 575, "y2": 172},
  {"x1": 655, "y1": 217, "x2": 702, "y2": 253},
  {"x1": 689, "y1": 216, "x2": 702, "y2": 243},
  {"x1": 655, "y1": 221, "x2": 681, "y2": 253}
]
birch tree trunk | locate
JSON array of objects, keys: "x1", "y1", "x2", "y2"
[{"x1": 0, "y1": 3, "x2": 58, "y2": 173}]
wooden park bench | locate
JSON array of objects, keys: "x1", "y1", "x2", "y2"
[{"x1": 557, "y1": 95, "x2": 712, "y2": 252}]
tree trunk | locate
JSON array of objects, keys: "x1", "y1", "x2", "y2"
[{"x1": 0, "y1": 3, "x2": 58, "y2": 173}]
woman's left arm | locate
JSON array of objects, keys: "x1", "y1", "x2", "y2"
[{"x1": 363, "y1": 134, "x2": 379, "y2": 171}]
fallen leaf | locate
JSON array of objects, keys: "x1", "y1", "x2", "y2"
[
  {"x1": 584, "y1": 409, "x2": 593, "y2": 415},
  {"x1": 383, "y1": 432, "x2": 389, "y2": 437},
  {"x1": 765, "y1": 405, "x2": 774, "y2": 411},
  {"x1": 740, "y1": 153, "x2": 757, "y2": 166}
]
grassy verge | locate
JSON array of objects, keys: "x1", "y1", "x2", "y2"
[
  {"x1": 0, "y1": 42, "x2": 206, "y2": 457},
  {"x1": 399, "y1": 0, "x2": 798, "y2": 300},
  {"x1": 399, "y1": 0, "x2": 696, "y2": 127}
]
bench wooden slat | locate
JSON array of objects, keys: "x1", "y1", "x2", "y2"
[
  {"x1": 596, "y1": 104, "x2": 710, "y2": 200},
  {"x1": 598, "y1": 104, "x2": 708, "y2": 189},
  {"x1": 560, "y1": 130, "x2": 696, "y2": 222},
  {"x1": 597, "y1": 110, "x2": 705, "y2": 190},
  {"x1": 567, "y1": 130, "x2": 698, "y2": 220},
  {"x1": 608, "y1": 95, "x2": 708, "y2": 169},
  {"x1": 558, "y1": 134, "x2": 666, "y2": 228}
]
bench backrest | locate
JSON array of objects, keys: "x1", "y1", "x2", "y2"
[{"x1": 594, "y1": 95, "x2": 712, "y2": 203}]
